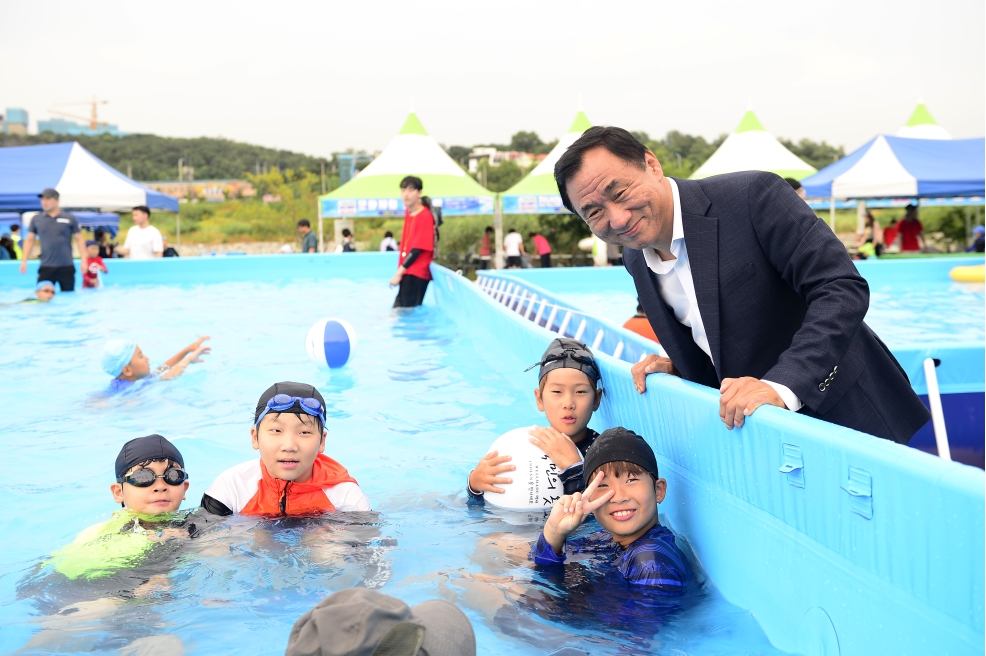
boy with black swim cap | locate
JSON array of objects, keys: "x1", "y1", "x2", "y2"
[
  {"x1": 46, "y1": 435, "x2": 192, "y2": 581},
  {"x1": 201, "y1": 381, "x2": 370, "y2": 516},
  {"x1": 531, "y1": 427, "x2": 690, "y2": 591},
  {"x1": 468, "y1": 338, "x2": 604, "y2": 499}
]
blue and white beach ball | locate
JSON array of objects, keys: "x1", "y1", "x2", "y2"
[{"x1": 305, "y1": 319, "x2": 357, "y2": 369}]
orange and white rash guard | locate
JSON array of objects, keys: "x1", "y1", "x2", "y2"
[{"x1": 202, "y1": 454, "x2": 370, "y2": 516}]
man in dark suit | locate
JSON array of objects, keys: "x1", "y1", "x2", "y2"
[{"x1": 553, "y1": 127, "x2": 930, "y2": 443}]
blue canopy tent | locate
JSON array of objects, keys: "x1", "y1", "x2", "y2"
[
  {"x1": 801, "y1": 136, "x2": 985, "y2": 199},
  {"x1": 0, "y1": 211, "x2": 119, "y2": 239},
  {"x1": 0, "y1": 142, "x2": 178, "y2": 212}
]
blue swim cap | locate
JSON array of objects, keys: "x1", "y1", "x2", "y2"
[
  {"x1": 974, "y1": 225, "x2": 985, "y2": 235},
  {"x1": 102, "y1": 339, "x2": 137, "y2": 378},
  {"x1": 36, "y1": 281, "x2": 55, "y2": 291}
]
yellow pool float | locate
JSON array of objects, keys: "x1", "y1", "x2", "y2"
[{"x1": 949, "y1": 264, "x2": 985, "y2": 282}]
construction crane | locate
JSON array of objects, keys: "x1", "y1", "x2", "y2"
[{"x1": 48, "y1": 96, "x2": 109, "y2": 130}]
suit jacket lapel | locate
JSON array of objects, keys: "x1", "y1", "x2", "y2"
[{"x1": 675, "y1": 178, "x2": 721, "y2": 379}]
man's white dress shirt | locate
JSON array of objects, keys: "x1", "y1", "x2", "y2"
[{"x1": 641, "y1": 178, "x2": 802, "y2": 412}]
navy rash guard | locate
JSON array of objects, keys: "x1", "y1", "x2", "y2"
[{"x1": 530, "y1": 524, "x2": 689, "y2": 592}]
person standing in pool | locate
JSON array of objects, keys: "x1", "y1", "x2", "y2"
[
  {"x1": 19, "y1": 188, "x2": 88, "y2": 292},
  {"x1": 390, "y1": 176, "x2": 435, "y2": 308},
  {"x1": 554, "y1": 126, "x2": 930, "y2": 443}
]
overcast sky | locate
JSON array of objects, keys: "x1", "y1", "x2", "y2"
[{"x1": 2, "y1": 0, "x2": 982, "y2": 159}]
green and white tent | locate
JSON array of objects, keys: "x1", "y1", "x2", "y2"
[
  {"x1": 896, "y1": 101, "x2": 952, "y2": 140},
  {"x1": 501, "y1": 112, "x2": 592, "y2": 214},
  {"x1": 319, "y1": 113, "x2": 494, "y2": 218},
  {"x1": 691, "y1": 110, "x2": 816, "y2": 181}
]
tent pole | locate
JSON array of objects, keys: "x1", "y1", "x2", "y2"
[
  {"x1": 317, "y1": 200, "x2": 324, "y2": 253},
  {"x1": 176, "y1": 212, "x2": 181, "y2": 247},
  {"x1": 856, "y1": 199, "x2": 866, "y2": 239},
  {"x1": 494, "y1": 195, "x2": 504, "y2": 270},
  {"x1": 829, "y1": 197, "x2": 836, "y2": 232},
  {"x1": 965, "y1": 206, "x2": 971, "y2": 250}
]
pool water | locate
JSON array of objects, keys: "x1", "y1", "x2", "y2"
[
  {"x1": 554, "y1": 284, "x2": 985, "y2": 347},
  {"x1": 0, "y1": 278, "x2": 786, "y2": 655}
]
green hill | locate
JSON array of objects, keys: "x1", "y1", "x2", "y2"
[{"x1": 0, "y1": 132, "x2": 328, "y2": 181}]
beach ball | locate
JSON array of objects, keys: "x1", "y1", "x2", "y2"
[
  {"x1": 484, "y1": 427, "x2": 582, "y2": 511},
  {"x1": 306, "y1": 319, "x2": 357, "y2": 369}
]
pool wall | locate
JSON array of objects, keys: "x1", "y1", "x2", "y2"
[
  {"x1": 430, "y1": 264, "x2": 985, "y2": 656},
  {"x1": 0, "y1": 252, "x2": 401, "y2": 288},
  {"x1": 482, "y1": 258, "x2": 985, "y2": 466}
]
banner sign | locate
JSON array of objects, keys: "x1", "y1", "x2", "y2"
[
  {"x1": 322, "y1": 195, "x2": 495, "y2": 218},
  {"x1": 502, "y1": 194, "x2": 571, "y2": 215}
]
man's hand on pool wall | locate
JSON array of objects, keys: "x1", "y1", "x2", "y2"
[
  {"x1": 632, "y1": 355, "x2": 679, "y2": 393},
  {"x1": 469, "y1": 451, "x2": 515, "y2": 494},
  {"x1": 718, "y1": 377, "x2": 786, "y2": 430}
]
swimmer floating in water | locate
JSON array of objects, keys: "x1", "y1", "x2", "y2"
[
  {"x1": 101, "y1": 336, "x2": 211, "y2": 393},
  {"x1": 2, "y1": 281, "x2": 56, "y2": 306}
]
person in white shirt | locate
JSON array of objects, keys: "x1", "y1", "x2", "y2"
[
  {"x1": 551, "y1": 126, "x2": 930, "y2": 443},
  {"x1": 503, "y1": 228, "x2": 525, "y2": 269},
  {"x1": 379, "y1": 231, "x2": 398, "y2": 252},
  {"x1": 117, "y1": 206, "x2": 163, "y2": 260}
]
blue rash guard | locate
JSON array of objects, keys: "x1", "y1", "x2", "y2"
[{"x1": 530, "y1": 524, "x2": 689, "y2": 592}]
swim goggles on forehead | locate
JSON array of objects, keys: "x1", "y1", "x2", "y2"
[
  {"x1": 255, "y1": 394, "x2": 326, "y2": 426},
  {"x1": 120, "y1": 466, "x2": 188, "y2": 487},
  {"x1": 525, "y1": 348, "x2": 601, "y2": 383}
]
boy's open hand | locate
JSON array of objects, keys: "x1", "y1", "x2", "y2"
[
  {"x1": 542, "y1": 471, "x2": 614, "y2": 555},
  {"x1": 468, "y1": 450, "x2": 515, "y2": 494},
  {"x1": 188, "y1": 336, "x2": 211, "y2": 351},
  {"x1": 190, "y1": 346, "x2": 211, "y2": 363},
  {"x1": 528, "y1": 426, "x2": 581, "y2": 471}
]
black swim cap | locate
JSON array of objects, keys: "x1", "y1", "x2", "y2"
[
  {"x1": 115, "y1": 434, "x2": 184, "y2": 482},
  {"x1": 254, "y1": 381, "x2": 327, "y2": 424},
  {"x1": 583, "y1": 427, "x2": 658, "y2": 486},
  {"x1": 525, "y1": 338, "x2": 600, "y2": 385}
]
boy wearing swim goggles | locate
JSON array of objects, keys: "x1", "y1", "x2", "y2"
[
  {"x1": 45, "y1": 435, "x2": 193, "y2": 581},
  {"x1": 201, "y1": 382, "x2": 371, "y2": 516}
]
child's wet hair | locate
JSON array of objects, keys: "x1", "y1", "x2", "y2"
[{"x1": 591, "y1": 460, "x2": 654, "y2": 482}]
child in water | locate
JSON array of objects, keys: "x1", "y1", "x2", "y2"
[
  {"x1": 45, "y1": 435, "x2": 194, "y2": 582},
  {"x1": 200, "y1": 381, "x2": 371, "y2": 516},
  {"x1": 83, "y1": 240, "x2": 108, "y2": 288},
  {"x1": 468, "y1": 338, "x2": 602, "y2": 500},
  {"x1": 2, "y1": 281, "x2": 56, "y2": 306},
  {"x1": 531, "y1": 427, "x2": 690, "y2": 591},
  {"x1": 101, "y1": 336, "x2": 211, "y2": 392}
]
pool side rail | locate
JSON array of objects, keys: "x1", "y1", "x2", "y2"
[{"x1": 430, "y1": 263, "x2": 985, "y2": 656}]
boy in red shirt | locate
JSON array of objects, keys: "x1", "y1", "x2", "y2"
[
  {"x1": 83, "y1": 240, "x2": 108, "y2": 288},
  {"x1": 897, "y1": 204, "x2": 925, "y2": 253},
  {"x1": 530, "y1": 231, "x2": 552, "y2": 268},
  {"x1": 390, "y1": 176, "x2": 435, "y2": 307}
]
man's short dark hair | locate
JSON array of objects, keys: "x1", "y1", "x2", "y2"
[
  {"x1": 784, "y1": 178, "x2": 802, "y2": 190},
  {"x1": 554, "y1": 126, "x2": 647, "y2": 216},
  {"x1": 342, "y1": 228, "x2": 352, "y2": 237},
  {"x1": 529, "y1": 232, "x2": 536, "y2": 238},
  {"x1": 485, "y1": 226, "x2": 493, "y2": 233},
  {"x1": 297, "y1": 219, "x2": 311, "y2": 228},
  {"x1": 508, "y1": 228, "x2": 516, "y2": 233},
  {"x1": 400, "y1": 176, "x2": 423, "y2": 191},
  {"x1": 132, "y1": 205, "x2": 151, "y2": 216},
  {"x1": 384, "y1": 231, "x2": 393, "y2": 238},
  {"x1": 10, "y1": 224, "x2": 19, "y2": 232}
]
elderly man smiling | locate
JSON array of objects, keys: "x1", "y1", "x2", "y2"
[{"x1": 554, "y1": 127, "x2": 929, "y2": 443}]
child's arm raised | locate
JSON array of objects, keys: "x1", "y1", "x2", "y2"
[
  {"x1": 541, "y1": 471, "x2": 613, "y2": 556},
  {"x1": 160, "y1": 346, "x2": 210, "y2": 380},
  {"x1": 164, "y1": 336, "x2": 211, "y2": 368}
]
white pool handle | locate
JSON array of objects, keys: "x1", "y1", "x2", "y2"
[{"x1": 923, "y1": 358, "x2": 951, "y2": 461}]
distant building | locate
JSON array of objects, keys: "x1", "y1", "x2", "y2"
[
  {"x1": 468, "y1": 147, "x2": 538, "y2": 173},
  {"x1": 144, "y1": 179, "x2": 256, "y2": 203},
  {"x1": 3, "y1": 108, "x2": 29, "y2": 135},
  {"x1": 37, "y1": 117, "x2": 125, "y2": 137}
]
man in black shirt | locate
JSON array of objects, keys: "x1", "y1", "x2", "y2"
[{"x1": 19, "y1": 189, "x2": 87, "y2": 292}]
